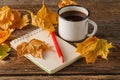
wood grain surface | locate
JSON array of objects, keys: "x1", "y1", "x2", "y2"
[{"x1": 0, "y1": 0, "x2": 120, "y2": 80}]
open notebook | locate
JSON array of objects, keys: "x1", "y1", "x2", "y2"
[{"x1": 10, "y1": 29, "x2": 81, "y2": 74}]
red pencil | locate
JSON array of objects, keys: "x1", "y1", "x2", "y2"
[{"x1": 51, "y1": 31, "x2": 64, "y2": 63}]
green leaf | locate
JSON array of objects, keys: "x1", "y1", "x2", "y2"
[{"x1": 0, "y1": 43, "x2": 11, "y2": 60}]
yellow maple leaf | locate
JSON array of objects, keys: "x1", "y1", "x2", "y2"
[
  {"x1": 58, "y1": 0, "x2": 77, "y2": 8},
  {"x1": 37, "y1": 1, "x2": 48, "y2": 19},
  {"x1": 97, "y1": 39, "x2": 114, "y2": 60},
  {"x1": 30, "y1": 11, "x2": 44, "y2": 29},
  {"x1": 30, "y1": 1, "x2": 58, "y2": 33},
  {"x1": 76, "y1": 37, "x2": 114, "y2": 64},
  {"x1": 47, "y1": 9, "x2": 58, "y2": 25},
  {"x1": 0, "y1": 6, "x2": 29, "y2": 30}
]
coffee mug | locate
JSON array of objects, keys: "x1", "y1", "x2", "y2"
[{"x1": 58, "y1": 5, "x2": 97, "y2": 42}]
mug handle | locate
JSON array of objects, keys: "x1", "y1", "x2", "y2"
[{"x1": 87, "y1": 19, "x2": 98, "y2": 36}]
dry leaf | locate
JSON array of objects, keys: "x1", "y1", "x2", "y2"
[
  {"x1": 0, "y1": 6, "x2": 14, "y2": 30},
  {"x1": 30, "y1": 11, "x2": 44, "y2": 29},
  {"x1": 97, "y1": 39, "x2": 114, "y2": 60},
  {"x1": 0, "y1": 29, "x2": 13, "y2": 44},
  {"x1": 58, "y1": 0, "x2": 77, "y2": 8},
  {"x1": 76, "y1": 37, "x2": 114, "y2": 64},
  {"x1": 16, "y1": 39, "x2": 51, "y2": 58},
  {"x1": 37, "y1": 1, "x2": 48, "y2": 19},
  {"x1": 16, "y1": 42, "x2": 28, "y2": 57},
  {"x1": 30, "y1": 1, "x2": 58, "y2": 33},
  {"x1": 0, "y1": 6, "x2": 29, "y2": 30},
  {"x1": 47, "y1": 9, "x2": 58, "y2": 25}
]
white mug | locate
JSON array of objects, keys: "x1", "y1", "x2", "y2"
[{"x1": 58, "y1": 5, "x2": 97, "y2": 42}]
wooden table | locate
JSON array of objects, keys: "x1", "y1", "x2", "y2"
[{"x1": 0, "y1": 0, "x2": 120, "y2": 80}]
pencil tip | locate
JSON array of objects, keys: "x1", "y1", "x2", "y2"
[{"x1": 60, "y1": 56, "x2": 64, "y2": 63}]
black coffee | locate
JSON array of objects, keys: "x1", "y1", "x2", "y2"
[{"x1": 60, "y1": 11, "x2": 87, "y2": 21}]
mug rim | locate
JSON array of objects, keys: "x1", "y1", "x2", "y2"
[{"x1": 58, "y1": 5, "x2": 90, "y2": 22}]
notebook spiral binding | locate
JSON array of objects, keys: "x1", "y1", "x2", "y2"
[{"x1": 10, "y1": 28, "x2": 42, "y2": 49}]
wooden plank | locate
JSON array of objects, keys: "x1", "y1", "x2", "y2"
[
  {"x1": 0, "y1": 51, "x2": 120, "y2": 75},
  {"x1": 0, "y1": 75, "x2": 119, "y2": 80}
]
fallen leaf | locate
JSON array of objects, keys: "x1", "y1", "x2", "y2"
[
  {"x1": 16, "y1": 42, "x2": 28, "y2": 57},
  {"x1": 97, "y1": 39, "x2": 114, "y2": 60},
  {"x1": 76, "y1": 37, "x2": 114, "y2": 63},
  {"x1": 37, "y1": 1, "x2": 48, "y2": 19},
  {"x1": 0, "y1": 43, "x2": 11, "y2": 60},
  {"x1": 30, "y1": 11, "x2": 44, "y2": 29},
  {"x1": 0, "y1": 29, "x2": 13, "y2": 44},
  {"x1": 0, "y1": 6, "x2": 14, "y2": 30},
  {"x1": 16, "y1": 39, "x2": 51, "y2": 58},
  {"x1": 30, "y1": 1, "x2": 58, "y2": 33},
  {"x1": 0, "y1": 6, "x2": 29, "y2": 30},
  {"x1": 47, "y1": 9, "x2": 58, "y2": 25},
  {"x1": 58, "y1": 0, "x2": 77, "y2": 8}
]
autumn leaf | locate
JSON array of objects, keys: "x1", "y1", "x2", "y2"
[
  {"x1": 13, "y1": 13, "x2": 29, "y2": 29},
  {"x1": 16, "y1": 39, "x2": 51, "y2": 58},
  {"x1": 37, "y1": 1, "x2": 48, "y2": 19},
  {"x1": 0, "y1": 29, "x2": 13, "y2": 44},
  {"x1": 0, "y1": 6, "x2": 14, "y2": 30},
  {"x1": 58, "y1": 0, "x2": 77, "y2": 8},
  {"x1": 97, "y1": 39, "x2": 114, "y2": 60},
  {"x1": 30, "y1": 1, "x2": 58, "y2": 33},
  {"x1": 76, "y1": 37, "x2": 114, "y2": 64},
  {"x1": 0, "y1": 6, "x2": 29, "y2": 30},
  {"x1": 16, "y1": 42, "x2": 28, "y2": 57},
  {"x1": 0, "y1": 43, "x2": 11, "y2": 60},
  {"x1": 47, "y1": 9, "x2": 58, "y2": 25},
  {"x1": 29, "y1": 11, "x2": 44, "y2": 29}
]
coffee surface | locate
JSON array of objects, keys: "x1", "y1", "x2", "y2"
[{"x1": 60, "y1": 11, "x2": 87, "y2": 21}]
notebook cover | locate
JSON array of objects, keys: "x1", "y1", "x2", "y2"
[{"x1": 10, "y1": 29, "x2": 81, "y2": 74}]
